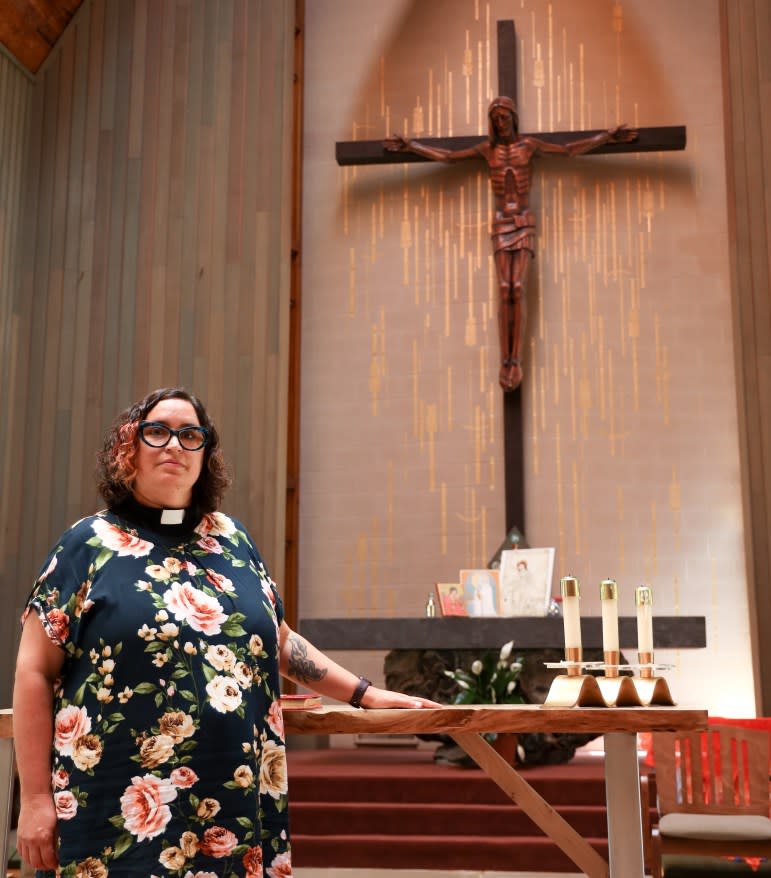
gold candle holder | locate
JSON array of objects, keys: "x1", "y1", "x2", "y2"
[{"x1": 603, "y1": 649, "x2": 620, "y2": 678}]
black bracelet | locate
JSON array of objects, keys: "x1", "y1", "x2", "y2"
[{"x1": 349, "y1": 676, "x2": 371, "y2": 709}]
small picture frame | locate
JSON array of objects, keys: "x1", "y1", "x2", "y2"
[
  {"x1": 434, "y1": 583, "x2": 467, "y2": 616},
  {"x1": 459, "y1": 569, "x2": 501, "y2": 617},
  {"x1": 497, "y1": 547, "x2": 555, "y2": 616}
]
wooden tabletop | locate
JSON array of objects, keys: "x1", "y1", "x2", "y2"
[
  {"x1": 283, "y1": 703, "x2": 708, "y2": 736},
  {"x1": 0, "y1": 704, "x2": 709, "y2": 740}
]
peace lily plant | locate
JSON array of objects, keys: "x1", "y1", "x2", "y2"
[{"x1": 444, "y1": 640, "x2": 525, "y2": 705}]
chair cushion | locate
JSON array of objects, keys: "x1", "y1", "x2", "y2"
[{"x1": 659, "y1": 813, "x2": 771, "y2": 841}]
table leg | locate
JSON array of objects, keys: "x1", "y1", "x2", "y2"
[
  {"x1": 452, "y1": 731, "x2": 608, "y2": 878},
  {"x1": 604, "y1": 732, "x2": 645, "y2": 878}
]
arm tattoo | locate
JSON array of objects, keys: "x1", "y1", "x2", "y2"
[{"x1": 286, "y1": 633, "x2": 328, "y2": 684}]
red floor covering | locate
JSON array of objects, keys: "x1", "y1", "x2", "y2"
[{"x1": 287, "y1": 746, "x2": 655, "y2": 872}]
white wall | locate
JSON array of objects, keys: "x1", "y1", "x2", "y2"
[{"x1": 300, "y1": 0, "x2": 752, "y2": 716}]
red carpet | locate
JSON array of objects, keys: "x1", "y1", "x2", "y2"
[{"x1": 287, "y1": 745, "x2": 656, "y2": 872}]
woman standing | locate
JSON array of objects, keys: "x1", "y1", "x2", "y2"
[{"x1": 14, "y1": 387, "x2": 437, "y2": 877}]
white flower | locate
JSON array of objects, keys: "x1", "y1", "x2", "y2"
[
  {"x1": 471, "y1": 660, "x2": 483, "y2": 675},
  {"x1": 499, "y1": 640, "x2": 515, "y2": 661},
  {"x1": 206, "y1": 675, "x2": 243, "y2": 713}
]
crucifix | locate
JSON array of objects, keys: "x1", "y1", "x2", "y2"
[{"x1": 336, "y1": 20, "x2": 686, "y2": 537}]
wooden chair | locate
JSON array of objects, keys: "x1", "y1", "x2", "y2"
[{"x1": 650, "y1": 724, "x2": 771, "y2": 878}]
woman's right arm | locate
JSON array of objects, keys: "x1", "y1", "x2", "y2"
[{"x1": 13, "y1": 612, "x2": 65, "y2": 871}]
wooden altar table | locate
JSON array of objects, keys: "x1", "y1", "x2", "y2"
[{"x1": 284, "y1": 703, "x2": 708, "y2": 878}]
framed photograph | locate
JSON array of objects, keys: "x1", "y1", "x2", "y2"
[
  {"x1": 459, "y1": 569, "x2": 501, "y2": 617},
  {"x1": 434, "y1": 583, "x2": 467, "y2": 617},
  {"x1": 497, "y1": 547, "x2": 555, "y2": 616}
]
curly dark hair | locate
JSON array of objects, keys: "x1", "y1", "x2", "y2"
[{"x1": 96, "y1": 387, "x2": 231, "y2": 513}]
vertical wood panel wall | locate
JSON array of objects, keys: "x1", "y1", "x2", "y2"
[{"x1": 0, "y1": 0, "x2": 295, "y2": 706}]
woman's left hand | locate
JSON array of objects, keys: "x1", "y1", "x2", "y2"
[{"x1": 360, "y1": 687, "x2": 442, "y2": 709}]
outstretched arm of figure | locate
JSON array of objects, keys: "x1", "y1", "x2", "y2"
[
  {"x1": 531, "y1": 124, "x2": 638, "y2": 158},
  {"x1": 278, "y1": 621, "x2": 441, "y2": 708},
  {"x1": 13, "y1": 613, "x2": 66, "y2": 872},
  {"x1": 384, "y1": 133, "x2": 483, "y2": 164}
]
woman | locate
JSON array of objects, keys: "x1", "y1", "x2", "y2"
[{"x1": 14, "y1": 387, "x2": 438, "y2": 877}]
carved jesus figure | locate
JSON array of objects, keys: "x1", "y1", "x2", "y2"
[{"x1": 385, "y1": 96, "x2": 637, "y2": 391}]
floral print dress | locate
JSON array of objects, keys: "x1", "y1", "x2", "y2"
[{"x1": 24, "y1": 502, "x2": 292, "y2": 878}]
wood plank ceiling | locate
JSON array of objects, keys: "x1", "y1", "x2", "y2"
[{"x1": 0, "y1": 0, "x2": 84, "y2": 74}]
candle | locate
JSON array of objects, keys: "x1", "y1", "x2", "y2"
[
  {"x1": 560, "y1": 576, "x2": 582, "y2": 649},
  {"x1": 635, "y1": 586, "x2": 654, "y2": 653},
  {"x1": 600, "y1": 579, "x2": 619, "y2": 653}
]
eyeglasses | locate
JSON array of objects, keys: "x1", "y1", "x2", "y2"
[{"x1": 138, "y1": 421, "x2": 209, "y2": 451}]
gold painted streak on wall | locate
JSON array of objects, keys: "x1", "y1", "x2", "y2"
[
  {"x1": 412, "y1": 96, "x2": 423, "y2": 138},
  {"x1": 464, "y1": 30, "x2": 472, "y2": 126},
  {"x1": 427, "y1": 403, "x2": 437, "y2": 491},
  {"x1": 552, "y1": 341, "x2": 560, "y2": 408},
  {"x1": 459, "y1": 184, "x2": 466, "y2": 261},
  {"x1": 444, "y1": 238, "x2": 458, "y2": 338},
  {"x1": 586, "y1": 264, "x2": 596, "y2": 346},
  {"x1": 569, "y1": 336, "x2": 577, "y2": 442},
  {"x1": 343, "y1": 168, "x2": 350, "y2": 235},
  {"x1": 609, "y1": 181, "x2": 618, "y2": 287},
  {"x1": 447, "y1": 365, "x2": 454, "y2": 433},
  {"x1": 370, "y1": 516, "x2": 380, "y2": 612},
  {"x1": 348, "y1": 247, "x2": 356, "y2": 317},
  {"x1": 386, "y1": 460, "x2": 395, "y2": 564},
  {"x1": 371, "y1": 203, "x2": 377, "y2": 264},
  {"x1": 474, "y1": 404, "x2": 482, "y2": 485},
  {"x1": 578, "y1": 43, "x2": 585, "y2": 131},
  {"x1": 654, "y1": 313, "x2": 662, "y2": 408},
  {"x1": 555, "y1": 422, "x2": 566, "y2": 564},
  {"x1": 445, "y1": 239, "x2": 452, "y2": 336},
  {"x1": 441, "y1": 481, "x2": 448, "y2": 555},
  {"x1": 547, "y1": 3, "x2": 554, "y2": 132},
  {"x1": 669, "y1": 466, "x2": 681, "y2": 552},
  {"x1": 380, "y1": 56, "x2": 385, "y2": 118},
  {"x1": 478, "y1": 343, "x2": 486, "y2": 394},
  {"x1": 650, "y1": 500, "x2": 658, "y2": 578},
  {"x1": 484, "y1": 2, "x2": 492, "y2": 97},
  {"x1": 476, "y1": 39, "x2": 483, "y2": 134},
  {"x1": 401, "y1": 186, "x2": 410, "y2": 286},
  {"x1": 415, "y1": 205, "x2": 422, "y2": 303},
  {"x1": 661, "y1": 345, "x2": 670, "y2": 427},
  {"x1": 579, "y1": 334, "x2": 591, "y2": 441},
  {"x1": 448, "y1": 69, "x2": 454, "y2": 136},
  {"x1": 572, "y1": 460, "x2": 581, "y2": 557},
  {"x1": 412, "y1": 340, "x2": 419, "y2": 438},
  {"x1": 598, "y1": 314, "x2": 606, "y2": 424},
  {"x1": 467, "y1": 258, "x2": 477, "y2": 348},
  {"x1": 428, "y1": 68, "x2": 434, "y2": 136},
  {"x1": 530, "y1": 339, "x2": 540, "y2": 477},
  {"x1": 608, "y1": 349, "x2": 616, "y2": 458}
]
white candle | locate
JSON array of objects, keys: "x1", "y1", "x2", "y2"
[
  {"x1": 600, "y1": 579, "x2": 619, "y2": 653},
  {"x1": 635, "y1": 586, "x2": 654, "y2": 653},
  {"x1": 560, "y1": 576, "x2": 582, "y2": 649}
]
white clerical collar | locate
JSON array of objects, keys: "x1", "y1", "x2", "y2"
[{"x1": 160, "y1": 508, "x2": 185, "y2": 525}]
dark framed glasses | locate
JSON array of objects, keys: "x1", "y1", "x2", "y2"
[{"x1": 138, "y1": 421, "x2": 209, "y2": 451}]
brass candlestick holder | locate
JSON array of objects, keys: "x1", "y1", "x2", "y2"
[
  {"x1": 543, "y1": 646, "x2": 607, "y2": 708},
  {"x1": 631, "y1": 649, "x2": 675, "y2": 706},
  {"x1": 596, "y1": 649, "x2": 642, "y2": 707}
]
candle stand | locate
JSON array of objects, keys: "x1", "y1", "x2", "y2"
[{"x1": 543, "y1": 653, "x2": 675, "y2": 708}]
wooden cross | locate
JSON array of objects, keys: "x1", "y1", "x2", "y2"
[{"x1": 336, "y1": 20, "x2": 686, "y2": 538}]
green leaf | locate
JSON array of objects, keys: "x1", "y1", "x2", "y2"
[
  {"x1": 133, "y1": 682, "x2": 157, "y2": 695},
  {"x1": 236, "y1": 816, "x2": 253, "y2": 828},
  {"x1": 93, "y1": 548, "x2": 113, "y2": 570},
  {"x1": 112, "y1": 831, "x2": 133, "y2": 858}
]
